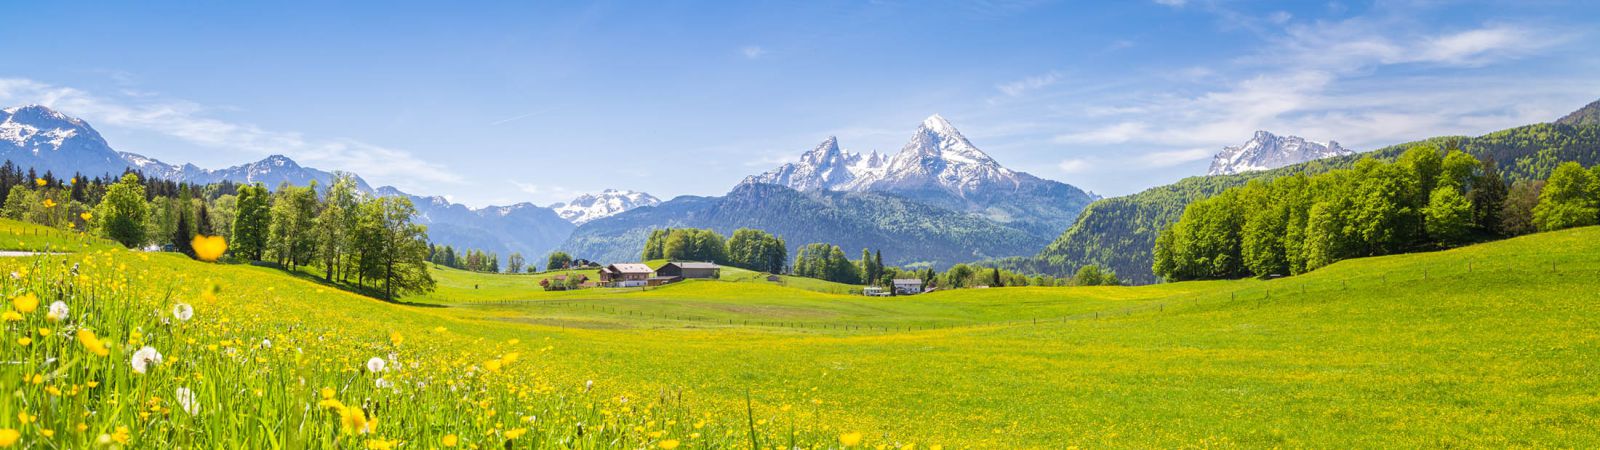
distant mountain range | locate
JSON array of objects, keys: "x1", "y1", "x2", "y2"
[
  {"x1": 1207, "y1": 131, "x2": 1352, "y2": 176},
  {"x1": 563, "y1": 115, "x2": 1098, "y2": 268},
  {"x1": 0, "y1": 104, "x2": 654, "y2": 263}
]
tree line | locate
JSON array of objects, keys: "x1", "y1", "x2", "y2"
[
  {"x1": 1151, "y1": 144, "x2": 1560, "y2": 282},
  {"x1": 642, "y1": 228, "x2": 787, "y2": 274},
  {"x1": 0, "y1": 162, "x2": 436, "y2": 300}
]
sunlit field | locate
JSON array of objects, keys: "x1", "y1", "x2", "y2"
[{"x1": 3, "y1": 218, "x2": 1600, "y2": 447}]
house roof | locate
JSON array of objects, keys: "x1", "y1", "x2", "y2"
[
  {"x1": 606, "y1": 263, "x2": 653, "y2": 274},
  {"x1": 892, "y1": 279, "x2": 922, "y2": 284},
  {"x1": 665, "y1": 262, "x2": 720, "y2": 269}
]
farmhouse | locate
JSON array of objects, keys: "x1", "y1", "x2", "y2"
[
  {"x1": 656, "y1": 262, "x2": 721, "y2": 279},
  {"x1": 599, "y1": 263, "x2": 653, "y2": 287},
  {"x1": 892, "y1": 278, "x2": 924, "y2": 295}
]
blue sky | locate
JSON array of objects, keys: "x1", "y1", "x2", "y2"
[{"x1": 1, "y1": 0, "x2": 1597, "y2": 207}]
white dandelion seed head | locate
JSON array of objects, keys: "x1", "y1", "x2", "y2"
[
  {"x1": 365, "y1": 357, "x2": 386, "y2": 373},
  {"x1": 131, "y1": 346, "x2": 163, "y2": 374},
  {"x1": 172, "y1": 303, "x2": 194, "y2": 322},
  {"x1": 176, "y1": 387, "x2": 199, "y2": 415},
  {"x1": 47, "y1": 301, "x2": 68, "y2": 322},
  {"x1": 261, "y1": 338, "x2": 272, "y2": 349},
  {"x1": 374, "y1": 377, "x2": 393, "y2": 389}
]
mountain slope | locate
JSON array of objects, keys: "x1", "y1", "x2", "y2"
[
  {"x1": 1207, "y1": 131, "x2": 1352, "y2": 175},
  {"x1": 1, "y1": 105, "x2": 140, "y2": 178},
  {"x1": 560, "y1": 182, "x2": 1043, "y2": 267},
  {"x1": 1027, "y1": 118, "x2": 1600, "y2": 284},
  {"x1": 1556, "y1": 99, "x2": 1600, "y2": 127}
]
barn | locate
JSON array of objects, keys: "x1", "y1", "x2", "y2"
[{"x1": 656, "y1": 262, "x2": 721, "y2": 279}]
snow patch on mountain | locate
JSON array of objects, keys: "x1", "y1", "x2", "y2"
[
  {"x1": 1208, "y1": 131, "x2": 1352, "y2": 176},
  {"x1": 550, "y1": 189, "x2": 661, "y2": 225}
]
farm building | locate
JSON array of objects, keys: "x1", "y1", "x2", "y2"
[
  {"x1": 863, "y1": 286, "x2": 886, "y2": 296},
  {"x1": 646, "y1": 276, "x2": 682, "y2": 287},
  {"x1": 892, "y1": 279, "x2": 924, "y2": 295},
  {"x1": 656, "y1": 262, "x2": 721, "y2": 279},
  {"x1": 599, "y1": 263, "x2": 653, "y2": 287}
]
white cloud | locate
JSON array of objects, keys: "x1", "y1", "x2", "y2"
[
  {"x1": 996, "y1": 72, "x2": 1061, "y2": 97},
  {"x1": 740, "y1": 45, "x2": 767, "y2": 59},
  {"x1": 0, "y1": 77, "x2": 461, "y2": 187},
  {"x1": 1057, "y1": 158, "x2": 1091, "y2": 173},
  {"x1": 1153, "y1": 0, "x2": 1186, "y2": 7},
  {"x1": 1139, "y1": 148, "x2": 1213, "y2": 167},
  {"x1": 1054, "y1": 121, "x2": 1150, "y2": 145}
]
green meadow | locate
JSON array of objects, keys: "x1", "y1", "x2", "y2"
[{"x1": 3, "y1": 218, "x2": 1599, "y2": 447}]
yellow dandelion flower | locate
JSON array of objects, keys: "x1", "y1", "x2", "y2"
[
  {"x1": 365, "y1": 438, "x2": 397, "y2": 450},
  {"x1": 41, "y1": 198, "x2": 56, "y2": 209},
  {"x1": 80, "y1": 212, "x2": 92, "y2": 221},
  {"x1": 16, "y1": 337, "x2": 30, "y2": 347},
  {"x1": 0, "y1": 311, "x2": 19, "y2": 322},
  {"x1": 505, "y1": 428, "x2": 528, "y2": 439},
  {"x1": 658, "y1": 439, "x2": 681, "y2": 449},
  {"x1": 441, "y1": 434, "x2": 459, "y2": 447},
  {"x1": 76, "y1": 329, "x2": 110, "y2": 357},
  {"x1": 34, "y1": 178, "x2": 45, "y2": 187},
  {"x1": 840, "y1": 432, "x2": 864, "y2": 447},
  {"x1": 111, "y1": 426, "x2": 130, "y2": 444},
  {"x1": 11, "y1": 293, "x2": 37, "y2": 313},
  {"x1": 0, "y1": 428, "x2": 16, "y2": 447},
  {"x1": 191, "y1": 235, "x2": 226, "y2": 262}
]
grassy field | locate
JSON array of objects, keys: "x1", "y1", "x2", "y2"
[{"x1": 2, "y1": 218, "x2": 1599, "y2": 447}]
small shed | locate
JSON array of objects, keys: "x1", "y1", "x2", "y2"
[
  {"x1": 863, "y1": 286, "x2": 886, "y2": 296},
  {"x1": 599, "y1": 263, "x2": 653, "y2": 287},
  {"x1": 656, "y1": 262, "x2": 721, "y2": 279},
  {"x1": 892, "y1": 279, "x2": 924, "y2": 295}
]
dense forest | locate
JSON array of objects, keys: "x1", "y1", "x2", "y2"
[
  {"x1": 1151, "y1": 145, "x2": 1564, "y2": 281},
  {"x1": 1022, "y1": 120, "x2": 1600, "y2": 284}
]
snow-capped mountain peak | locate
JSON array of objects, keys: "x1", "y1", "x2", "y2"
[
  {"x1": 742, "y1": 136, "x2": 885, "y2": 191},
  {"x1": 1207, "y1": 131, "x2": 1353, "y2": 176},
  {"x1": 549, "y1": 189, "x2": 661, "y2": 225}
]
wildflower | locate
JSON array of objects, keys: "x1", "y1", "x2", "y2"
[
  {"x1": 261, "y1": 338, "x2": 272, "y2": 349},
  {"x1": 110, "y1": 426, "x2": 130, "y2": 444},
  {"x1": 80, "y1": 212, "x2": 92, "y2": 221},
  {"x1": 191, "y1": 235, "x2": 227, "y2": 262},
  {"x1": 172, "y1": 303, "x2": 194, "y2": 322},
  {"x1": 16, "y1": 337, "x2": 30, "y2": 347},
  {"x1": 441, "y1": 434, "x2": 459, "y2": 447},
  {"x1": 505, "y1": 428, "x2": 528, "y2": 439},
  {"x1": 366, "y1": 439, "x2": 397, "y2": 450},
  {"x1": 840, "y1": 432, "x2": 864, "y2": 447},
  {"x1": 339, "y1": 406, "x2": 376, "y2": 434},
  {"x1": 41, "y1": 198, "x2": 56, "y2": 209},
  {"x1": 77, "y1": 329, "x2": 109, "y2": 356},
  {"x1": 0, "y1": 311, "x2": 18, "y2": 322},
  {"x1": 374, "y1": 378, "x2": 392, "y2": 389},
  {"x1": 176, "y1": 387, "x2": 199, "y2": 415},
  {"x1": 585, "y1": 380, "x2": 594, "y2": 392},
  {"x1": 33, "y1": 178, "x2": 45, "y2": 187},
  {"x1": 366, "y1": 357, "x2": 386, "y2": 373},
  {"x1": 0, "y1": 428, "x2": 16, "y2": 447},
  {"x1": 659, "y1": 439, "x2": 681, "y2": 449},
  {"x1": 131, "y1": 346, "x2": 163, "y2": 374},
  {"x1": 47, "y1": 301, "x2": 67, "y2": 321},
  {"x1": 11, "y1": 293, "x2": 38, "y2": 313}
]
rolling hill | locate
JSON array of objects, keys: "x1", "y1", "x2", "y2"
[{"x1": 1027, "y1": 102, "x2": 1600, "y2": 284}]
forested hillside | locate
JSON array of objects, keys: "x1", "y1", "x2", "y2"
[
  {"x1": 1025, "y1": 118, "x2": 1600, "y2": 284},
  {"x1": 561, "y1": 182, "x2": 1044, "y2": 267}
]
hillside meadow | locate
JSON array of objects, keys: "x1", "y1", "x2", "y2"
[{"x1": 1, "y1": 218, "x2": 1599, "y2": 447}]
